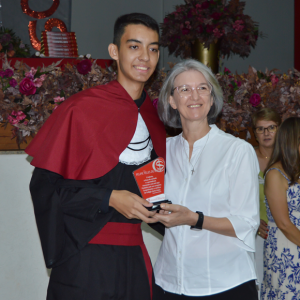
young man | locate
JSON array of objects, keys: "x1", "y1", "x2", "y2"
[{"x1": 26, "y1": 13, "x2": 166, "y2": 300}]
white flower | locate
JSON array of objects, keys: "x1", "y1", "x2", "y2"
[
  {"x1": 35, "y1": 51, "x2": 40, "y2": 56},
  {"x1": 79, "y1": 55, "x2": 84, "y2": 58},
  {"x1": 40, "y1": 54, "x2": 45, "y2": 57},
  {"x1": 86, "y1": 54, "x2": 91, "y2": 58}
]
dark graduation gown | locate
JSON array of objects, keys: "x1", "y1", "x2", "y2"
[{"x1": 26, "y1": 81, "x2": 166, "y2": 300}]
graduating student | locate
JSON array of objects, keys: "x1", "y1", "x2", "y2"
[{"x1": 25, "y1": 13, "x2": 166, "y2": 300}]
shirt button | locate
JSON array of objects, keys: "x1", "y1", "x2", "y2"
[{"x1": 98, "y1": 209, "x2": 102, "y2": 213}]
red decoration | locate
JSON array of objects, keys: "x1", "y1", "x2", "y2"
[
  {"x1": 28, "y1": 21, "x2": 41, "y2": 51},
  {"x1": 44, "y1": 18, "x2": 67, "y2": 32},
  {"x1": 21, "y1": 0, "x2": 60, "y2": 19}
]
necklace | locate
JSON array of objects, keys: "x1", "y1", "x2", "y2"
[
  {"x1": 181, "y1": 130, "x2": 210, "y2": 175},
  {"x1": 259, "y1": 148, "x2": 269, "y2": 159}
]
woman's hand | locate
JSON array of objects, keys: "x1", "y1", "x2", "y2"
[
  {"x1": 152, "y1": 203, "x2": 198, "y2": 228},
  {"x1": 257, "y1": 219, "x2": 268, "y2": 239}
]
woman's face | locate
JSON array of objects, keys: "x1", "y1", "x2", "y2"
[
  {"x1": 169, "y1": 70, "x2": 213, "y2": 125},
  {"x1": 255, "y1": 119, "x2": 277, "y2": 148}
]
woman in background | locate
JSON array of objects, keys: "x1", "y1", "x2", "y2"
[
  {"x1": 251, "y1": 108, "x2": 281, "y2": 294},
  {"x1": 261, "y1": 117, "x2": 300, "y2": 300},
  {"x1": 252, "y1": 108, "x2": 281, "y2": 240}
]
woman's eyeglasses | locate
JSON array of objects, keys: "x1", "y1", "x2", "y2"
[
  {"x1": 255, "y1": 125, "x2": 277, "y2": 134},
  {"x1": 173, "y1": 83, "x2": 212, "y2": 98}
]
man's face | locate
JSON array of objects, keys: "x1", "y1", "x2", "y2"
[{"x1": 113, "y1": 24, "x2": 160, "y2": 85}]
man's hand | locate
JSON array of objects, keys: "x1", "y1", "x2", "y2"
[
  {"x1": 152, "y1": 203, "x2": 198, "y2": 228},
  {"x1": 109, "y1": 190, "x2": 157, "y2": 223},
  {"x1": 257, "y1": 219, "x2": 268, "y2": 239}
]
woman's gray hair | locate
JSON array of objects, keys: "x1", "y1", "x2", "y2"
[{"x1": 158, "y1": 59, "x2": 223, "y2": 128}]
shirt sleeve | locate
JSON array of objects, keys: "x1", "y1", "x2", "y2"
[
  {"x1": 29, "y1": 167, "x2": 113, "y2": 268},
  {"x1": 226, "y1": 142, "x2": 260, "y2": 252},
  {"x1": 31, "y1": 168, "x2": 111, "y2": 222}
]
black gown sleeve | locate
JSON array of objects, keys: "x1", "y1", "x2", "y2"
[{"x1": 30, "y1": 167, "x2": 114, "y2": 268}]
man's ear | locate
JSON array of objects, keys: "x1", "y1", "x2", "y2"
[
  {"x1": 108, "y1": 43, "x2": 118, "y2": 61},
  {"x1": 169, "y1": 95, "x2": 177, "y2": 110}
]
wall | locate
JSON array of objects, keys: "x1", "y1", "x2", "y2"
[{"x1": 71, "y1": 0, "x2": 294, "y2": 73}]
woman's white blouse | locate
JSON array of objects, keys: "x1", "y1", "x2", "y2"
[{"x1": 154, "y1": 125, "x2": 260, "y2": 296}]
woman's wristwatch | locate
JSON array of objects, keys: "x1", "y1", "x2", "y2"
[{"x1": 190, "y1": 211, "x2": 204, "y2": 230}]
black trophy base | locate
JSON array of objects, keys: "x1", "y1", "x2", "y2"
[{"x1": 146, "y1": 199, "x2": 172, "y2": 211}]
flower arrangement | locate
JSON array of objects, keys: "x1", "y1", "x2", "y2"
[
  {"x1": 1, "y1": 54, "x2": 300, "y2": 147},
  {"x1": 0, "y1": 28, "x2": 31, "y2": 58},
  {"x1": 0, "y1": 56, "x2": 117, "y2": 145},
  {"x1": 216, "y1": 67, "x2": 300, "y2": 136},
  {"x1": 160, "y1": 0, "x2": 261, "y2": 58}
]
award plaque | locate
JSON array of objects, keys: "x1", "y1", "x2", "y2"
[{"x1": 133, "y1": 157, "x2": 172, "y2": 211}]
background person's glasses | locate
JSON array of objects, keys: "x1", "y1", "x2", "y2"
[
  {"x1": 255, "y1": 125, "x2": 277, "y2": 134},
  {"x1": 173, "y1": 83, "x2": 212, "y2": 98}
]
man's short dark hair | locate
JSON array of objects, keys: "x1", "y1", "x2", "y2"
[{"x1": 113, "y1": 13, "x2": 159, "y2": 48}]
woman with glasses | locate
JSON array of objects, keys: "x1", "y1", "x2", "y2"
[
  {"x1": 252, "y1": 109, "x2": 281, "y2": 241},
  {"x1": 152, "y1": 59, "x2": 260, "y2": 300},
  {"x1": 261, "y1": 117, "x2": 300, "y2": 300},
  {"x1": 251, "y1": 109, "x2": 281, "y2": 294}
]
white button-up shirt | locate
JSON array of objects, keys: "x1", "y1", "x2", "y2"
[{"x1": 154, "y1": 125, "x2": 260, "y2": 296}]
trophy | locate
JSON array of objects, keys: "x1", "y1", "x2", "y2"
[{"x1": 133, "y1": 157, "x2": 172, "y2": 211}]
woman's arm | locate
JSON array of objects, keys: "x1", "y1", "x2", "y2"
[{"x1": 265, "y1": 169, "x2": 300, "y2": 246}]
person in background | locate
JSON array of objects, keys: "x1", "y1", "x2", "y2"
[
  {"x1": 153, "y1": 59, "x2": 260, "y2": 300},
  {"x1": 261, "y1": 117, "x2": 300, "y2": 300},
  {"x1": 252, "y1": 108, "x2": 281, "y2": 240}
]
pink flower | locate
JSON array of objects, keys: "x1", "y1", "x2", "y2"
[
  {"x1": 8, "y1": 111, "x2": 26, "y2": 125},
  {"x1": 224, "y1": 67, "x2": 231, "y2": 74},
  {"x1": 9, "y1": 78, "x2": 17, "y2": 87},
  {"x1": 213, "y1": 28, "x2": 223, "y2": 38},
  {"x1": 185, "y1": 21, "x2": 191, "y2": 29},
  {"x1": 249, "y1": 93, "x2": 261, "y2": 107},
  {"x1": 77, "y1": 59, "x2": 92, "y2": 75},
  {"x1": 271, "y1": 75, "x2": 279, "y2": 86},
  {"x1": 8, "y1": 115, "x2": 18, "y2": 125},
  {"x1": 233, "y1": 20, "x2": 244, "y2": 31},
  {"x1": 3, "y1": 69, "x2": 13, "y2": 78},
  {"x1": 54, "y1": 96, "x2": 65, "y2": 103},
  {"x1": 237, "y1": 81, "x2": 242, "y2": 87},
  {"x1": 16, "y1": 111, "x2": 26, "y2": 121},
  {"x1": 33, "y1": 78, "x2": 43, "y2": 87},
  {"x1": 164, "y1": 17, "x2": 169, "y2": 24},
  {"x1": 33, "y1": 74, "x2": 47, "y2": 87},
  {"x1": 25, "y1": 67, "x2": 37, "y2": 80},
  {"x1": 19, "y1": 78, "x2": 36, "y2": 95},
  {"x1": 152, "y1": 98, "x2": 158, "y2": 110},
  {"x1": 0, "y1": 71, "x2": 5, "y2": 77},
  {"x1": 40, "y1": 74, "x2": 47, "y2": 81}
]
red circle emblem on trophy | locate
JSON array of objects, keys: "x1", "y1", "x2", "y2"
[{"x1": 152, "y1": 158, "x2": 165, "y2": 172}]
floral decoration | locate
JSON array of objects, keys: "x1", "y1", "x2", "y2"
[
  {"x1": 0, "y1": 28, "x2": 31, "y2": 59},
  {"x1": 1, "y1": 54, "x2": 300, "y2": 147},
  {"x1": 160, "y1": 0, "x2": 262, "y2": 59},
  {"x1": 216, "y1": 66, "x2": 300, "y2": 135}
]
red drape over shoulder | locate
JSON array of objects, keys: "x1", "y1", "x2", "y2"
[{"x1": 25, "y1": 80, "x2": 166, "y2": 180}]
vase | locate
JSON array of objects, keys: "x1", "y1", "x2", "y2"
[{"x1": 191, "y1": 40, "x2": 220, "y2": 74}]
